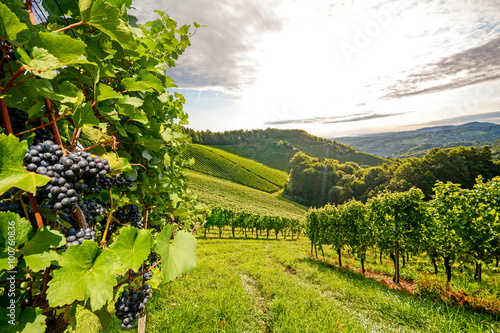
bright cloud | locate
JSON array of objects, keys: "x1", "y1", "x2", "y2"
[{"x1": 131, "y1": 0, "x2": 500, "y2": 137}]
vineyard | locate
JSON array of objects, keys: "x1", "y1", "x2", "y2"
[
  {"x1": 187, "y1": 170, "x2": 306, "y2": 219},
  {"x1": 0, "y1": 1, "x2": 201, "y2": 332},
  {"x1": 184, "y1": 144, "x2": 288, "y2": 192},
  {"x1": 307, "y1": 177, "x2": 500, "y2": 291}
]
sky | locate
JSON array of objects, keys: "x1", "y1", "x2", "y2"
[{"x1": 131, "y1": 0, "x2": 500, "y2": 138}]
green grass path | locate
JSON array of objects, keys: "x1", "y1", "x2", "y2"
[
  {"x1": 69, "y1": 236, "x2": 499, "y2": 332},
  {"x1": 145, "y1": 237, "x2": 499, "y2": 332}
]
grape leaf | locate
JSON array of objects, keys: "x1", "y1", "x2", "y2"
[
  {"x1": 109, "y1": 227, "x2": 153, "y2": 271},
  {"x1": 20, "y1": 227, "x2": 65, "y2": 272},
  {"x1": 121, "y1": 78, "x2": 151, "y2": 92},
  {"x1": 72, "y1": 103, "x2": 99, "y2": 128},
  {"x1": 156, "y1": 225, "x2": 197, "y2": 281},
  {"x1": 101, "y1": 152, "x2": 124, "y2": 175},
  {"x1": 0, "y1": 212, "x2": 32, "y2": 271},
  {"x1": 22, "y1": 47, "x2": 60, "y2": 79},
  {"x1": 0, "y1": 134, "x2": 50, "y2": 195},
  {"x1": 46, "y1": 241, "x2": 121, "y2": 310},
  {"x1": 87, "y1": 0, "x2": 135, "y2": 49},
  {"x1": 0, "y1": 306, "x2": 46, "y2": 333},
  {"x1": 0, "y1": 2, "x2": 28, "y2": 46},
  {"x1": 96, "y1": 84, "x2": 121, "y2": 102},
  {"x1": 36, "y1": 32, "x2": 87, "y2": 64}
]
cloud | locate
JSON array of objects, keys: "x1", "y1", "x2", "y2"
[
  {"x1": 131, "y1": 0, "x2": 283, "y2": 94},
  {"x1": 382, "y1": 34, "x2": 500, "y2": 99},
  {"x1": 264, "y1": 111, "x2": 411, "y2": 125}
]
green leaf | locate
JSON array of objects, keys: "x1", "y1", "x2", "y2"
[
  {"x1": 101, "y1": 152, "x2": 123, "y2": 175},
  {"x1": 96, "y1": 84, "x2": 121, "y2": 102},
  {"x1": 91, "y1": 305, "x2": 113, "y2": 330},
  {"x1": 72, "y1": 103, "x2": 99, "y2": 128},
  {"x1": 0, "y1": 134, "x2": 50, "y2": 195},
  {"x1": 20, "y1": 227, "x2": 64, "y2": 272},
  {"x1": 117, "y1": 104, "x2": 148, "y2": 124},
  {"x1": 79, "y1": 125, "x2": 113, "y2": 147},
  {"x1": 121, "y1": 78, "x2": 151, "y2": 92},
  {"x1": 36, "y1": 32, "x2": 87, "y2": 64},
  {"x1": 24, "y1": 47, "x2": 60, "y2": 79},
  {"x1": 136, "y1": 136, "x2": 163, "y2": 150},
  {"x1": 156, "y1": 225, "x2": 197, "y2": 281},
  {"x1": 79, "y1": 0, "x2": 95, "y2": 16},
  {"x1": 119, "y1": 95, "x2": 144, "y2": 107},
  {"x1": 46, "y1": 241, "x2": 121, "y2": 310},
  {"x1": 87, "y1": 0, "x2": 135, "y2": 49},
  {"x1": 109, "y1": 227, "x2": 153, "y2": 270},
  {"x1": 0, "y1": 2, "x2": 28, "y2": 46},
  {"x1": 0, "y1": 306, "x2": 46, "y2": 333},
  {"x1": 32, "y1": 80, "x2": 79, "y2": 103},
  {"x1": 0, "y1": 211, "x2": 32, "y2": 271}
]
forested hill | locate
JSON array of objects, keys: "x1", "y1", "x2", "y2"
[
  {"x1": 335, "y1": 122, "x2": 500, "y2": 159},
  {"x1": 183, "y1": 128, "x2": 388, "y2": 171}
]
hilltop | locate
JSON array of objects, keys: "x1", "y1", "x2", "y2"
[
  {"x1": 335, "y1": 122, "x2": 500, "y2": 159},
  {"x1": 183, "y1": 128, "x2": 388, "y2": 171}
]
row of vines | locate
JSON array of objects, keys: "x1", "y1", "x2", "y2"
[
  {"x1": 0, "y1": 0, "x2": 203, "y2": 332},
  {"x1": 307, "y1": 176, "x2": 500, "y2": 285},
  {"x1": 204, "y1": 207, "x2": 303, "y2": 240}
]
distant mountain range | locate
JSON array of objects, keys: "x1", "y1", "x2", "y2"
[{"x1": 334, "y1": 122, "x2": 500, "y2": 159}]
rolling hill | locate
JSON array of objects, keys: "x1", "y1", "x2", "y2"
[
  {"x1": 184, "y1": 128, "x2": 388, "y2": 171},
  {"x1": 187, "y1": 170, "x2": 306, "y2": 219},
  {"x1": 335, "y1": 122, "x2": 500, "y2": 159},
  {"x1": 184, "y1": 144, "x2": 289, "y2": 193}
]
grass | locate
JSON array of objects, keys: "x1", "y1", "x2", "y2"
[
  {"x1": 187, "y1": 170, "x2": 306, "y2": 219},
  {"x1": 184, "y1": 144, "x2": 289, "y2": 193},
  {"x1": 70, "y1": 229, "x2": 500, "y2": 333}
]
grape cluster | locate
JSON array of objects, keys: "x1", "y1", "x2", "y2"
[
  {"x1": 0, "y1": 108, "x2": 28, "y2": 135},
  {"x1": 25, "y1": 140, "x2": 111, "y2": 213},
  {"x1": 65, "y1": 227, "x2": 96, "y2": 247},
  {"x1": 98, "y1": 175, "x2": 134, "y2": 190},
  {"x1": 131, "y1": 269, "x2": 153, "y2": 282},
  {"x1": 114, "y1": 205, "x2": 143, "y2": 229},
  {"x1": 0, "y1": 200, "x2": 24, "y2": 216},
  {"x1": 80, "y1": 199, "x2": 106, "y2": 225},
  {"x1": 115, "y1": 284, "x2": 152, "y2": 330},
  {"x1": 32, "y1": 127, "x2": 54, "y2": 145}
]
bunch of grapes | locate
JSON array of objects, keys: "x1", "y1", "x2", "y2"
[
  {"x1": 25, "y1": 140, "x2": 111, "y2": 213},
  {"x1": 0, "y1": 200, "x2": 24, "y2": 216},
  {"x1": 64, "y1": 227, "x2": 96, "y2": 247},
  {"x1": 98, "y1": 175, "x2": 134, "y2": 190},
  {"x1": 131, "y1": 269, "x2": 153, "y2": 282},
  {"x1": 80, "y1": 199, "x2": 106, "y2": 225},
  {"x1": 0, "y1": 107, "x2": 28, "y2": 135},
  {"x1": 115, "y1": 284, "x2": 152, "y2": 330},
  {"x1": 114, "y1": 205, "x2": 143, "y2": 229}
]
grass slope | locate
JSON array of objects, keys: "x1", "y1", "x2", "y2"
[
  {"x1": 70, "y1": 236, "x2": 500, "y2": 332},
  {"x1": 184, "y1": 144, "x2": 288, "y2": 193},
  {"x1": 187, "y1": 170, "x2": 306, "y2": 219}
]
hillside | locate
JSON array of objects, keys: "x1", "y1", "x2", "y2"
[
  {"x1": 184, "y1": 144, "x2": 289, "y2": 193},
  {"x1": 187, "y1": 170, "x2": 306, "y2": 219},
  {"x1": 335, "y1": 122, "x2": 500, "y2": 158},
  {"x1": 184, "y1": 128, "x2": 388, "y2": 170}
]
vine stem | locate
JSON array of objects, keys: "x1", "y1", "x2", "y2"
[
  {"x1": 0, "y1": 98, "x2": 13, "y2": 135},
  {"x1": 0, "y1": 66, "x2": 26, "y2": 94},
  {"x1": 99, "y1": 189, "x2": 115, "y2": 246},
  {"x1": 113, "y1": 260, "x2": 162, "y2": 290},
  {"x1": 54, "y1": 20, "x2": 85, "y2": 33},
  {"x1": 44, "y1": 98, "x2": 64, "y2": 148},
  {"x1": 15, "y1": 115, "x2": 65, "y2": 137},
  {"x1": 28, "y1": 193, "x2": 44, "y2": 229},
  {"x1": 25, "y1": 0, "x2": 36, "y2": 25}
]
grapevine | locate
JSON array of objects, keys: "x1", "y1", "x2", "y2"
[{"x1": 0, "y1": 0, "x2": 203, "y2": 332}]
